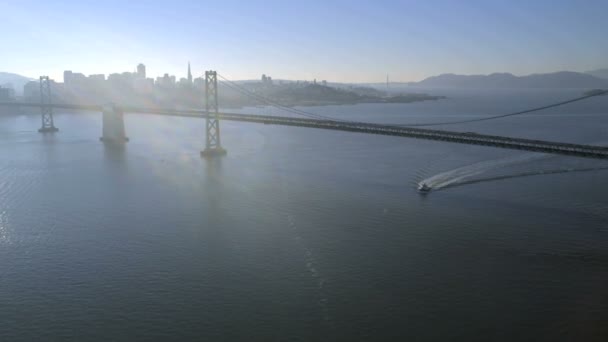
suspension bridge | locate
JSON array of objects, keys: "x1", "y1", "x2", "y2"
[{"x1": 1, "y1": 72, "x2": 607, "y2": 160}]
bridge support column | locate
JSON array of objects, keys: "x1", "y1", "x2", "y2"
[
  {"x1": 38, "y1": 76, "x2": 59, "y2": 133},
  {"x1": 201, "y1": 70, "x2": 227, "y2": 158},
  {"x1": 100, "y1": 104, "x2": 129, "y2": 144}
]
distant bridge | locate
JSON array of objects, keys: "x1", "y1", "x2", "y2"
[{"x1": 1, "y1": 72, "x2": 607, "y2": 160}]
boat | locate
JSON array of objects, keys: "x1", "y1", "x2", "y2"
[{"x1": 418, "y1": 183, "x2": 431, "y2": 193}]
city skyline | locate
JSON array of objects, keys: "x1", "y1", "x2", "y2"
[
  {"x1": 8, "y1": 60, "x2": 608, "y2": 87},
  {"x1": 2, "y1": 0, "x2": 608, "y2": 82},
  {"x1": 61, "y1": 62, "x2": 198, "y2": 85}
]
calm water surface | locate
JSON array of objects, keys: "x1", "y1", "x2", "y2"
[{"x1": 1, "y1": 89, "x2": 608, "y2": 341}]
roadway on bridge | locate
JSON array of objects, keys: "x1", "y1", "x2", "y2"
[{"x1": 1, "y1": 101, "x2": 608, "y2": 160}]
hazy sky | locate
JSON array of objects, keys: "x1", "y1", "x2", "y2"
[{"x1": 2, "y1": 0, "x2": 607, "y2": 83}]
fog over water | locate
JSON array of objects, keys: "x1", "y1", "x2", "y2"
[{"x1": 1, "y1": 88, "x2": 608, "y2": 341}]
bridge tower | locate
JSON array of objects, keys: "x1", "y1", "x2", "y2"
[
  {"x1": 201, "y1": 70, "x2": 227, "y2": 157},
  {"x1": 38, "y1": 76, "x2": 59, "y2": 133}
]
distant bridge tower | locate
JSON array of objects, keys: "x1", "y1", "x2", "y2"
[
  {"x1": 201, "y1": 70, "x2": 226, "y2": 157},
  {"x1": 38, "y1": 76, "x2": 58, "y2": 133}
]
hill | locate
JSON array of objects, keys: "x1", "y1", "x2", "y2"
[
  {"x1": 412, "y1": 71, "x2": 608, "y2": 89},
  {"x1": 219, "y1": 82, "x2": 443, "y2": 107},
  {"x1": 586, "y1": 69, "x2": 608, "y2": 80},
  {"x1": 0, "y1": 72, "x2": 34, "y2": 95}
]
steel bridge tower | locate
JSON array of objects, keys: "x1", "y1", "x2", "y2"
[
  {"x1": 38, "y1": 76, "x2": 58, "y2": 133},
  {"x1": 201, "y1": 70, "x2": 226, "y2": 157}
]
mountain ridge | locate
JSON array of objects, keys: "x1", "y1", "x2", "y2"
[
  {"x1": 411, "y1": 71, "x2": 608, "y2": 89},
  {"x1": 586, "y1": 69, "x2": 608, "y2": 80},
  {"x1": 0, "y1": 72, "x2": 34, "y2": 95}
]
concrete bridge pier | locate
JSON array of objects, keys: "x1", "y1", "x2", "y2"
[{"x1": 100, "y1": 104, "x2": 129, "y2": 144}]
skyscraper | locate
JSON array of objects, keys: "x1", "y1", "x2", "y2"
[
  {"x1": 64, "y1": 70, "x2": 73, "y2": 86},
  {"x1": 137, "y1": 63, "x2": 146, "y2": 79},
  {"x1": 187, "y1": 62, "x2": 192, "y2": 85}
]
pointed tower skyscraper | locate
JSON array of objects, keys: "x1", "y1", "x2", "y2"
[{"x1": 187, "y1": 62, "x2": 193, "y2": 85}]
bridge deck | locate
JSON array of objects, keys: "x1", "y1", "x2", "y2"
[{"x1": 2, "y1": 102, "x2": 608, "y2": 160}]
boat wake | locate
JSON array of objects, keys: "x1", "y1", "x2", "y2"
[
  {"x1": 418, "y1": 142, "x2": 608, "y2": 193},
  {"x1": 418, "y1": 153, "x2": 548, "y2": 192},
  {"x1": 440, "y1": 166, "x2": 608, "y2": 191}
]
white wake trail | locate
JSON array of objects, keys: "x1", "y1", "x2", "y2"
[{"x1": 419, "y1": 153, "x2": 549, "y2": 191}]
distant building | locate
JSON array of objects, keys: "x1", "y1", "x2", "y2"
[
  {"x1": 0, "y1": 87, "x2": 13, "y2": 101},
  {"x1": 72, "y1": 72, "x2": 86, "y2": 81},
  {"x1": 108, "y1": 73, "x2": 122, "y2": 83},
  {"x1": 87, "y1": 74, "x2": 106, "y2": 91},
  {"x1": 89, "y1": 74, "x2": 106, "y2": 81},
  {"x1": 261, "y1": 74, "x2": 273, "y2": 85},
  {"x1": 23, "y1": 81, "x2": 39, "y2": 100},
  {"x1": 64, "y1": 71, "x2": 87, "y2": 89},
  {"x1": 23, "y1": 80, "x2": 59, "y2": 101},
  {"x1": 156, "y1": 73, "x2": 176, "y2": 88},
  {"x1": 106, "y1": 72, "x2": 135, "y2": 86},
  {"x1": 187, "y1": 62, "x2": 193, "y2": 85},
  {"x1": 0, "y1": 84, "x2": 15, "y2": 99},
  {"x1": 137, "y1": 63, "x2": 146, "y2": 79},
  {"x1": 134, "y1": 78, "x2": 154, "y2": 93},
  {"x1": 64, "y1": 70, "x2": 73, "y2": 85},
  {"x1": 193, "y1": 77, "x2": 205, "y2": 89}
]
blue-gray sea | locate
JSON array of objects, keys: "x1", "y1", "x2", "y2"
[{"x1": 1, "y1": 88, "x2": 607, "y2": 341}]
